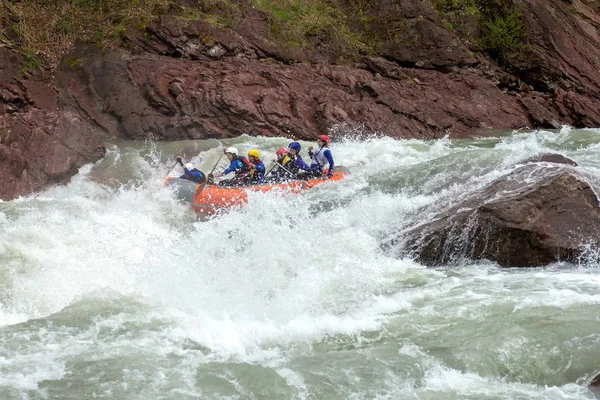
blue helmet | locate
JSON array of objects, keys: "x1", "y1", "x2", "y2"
[{"x1": 288, "y1": 142, "x2": 301, "y2": 151}]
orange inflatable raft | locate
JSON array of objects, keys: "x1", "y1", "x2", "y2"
[{"x1": 166, "y1": 166, "x2": 349, "y2": 214}]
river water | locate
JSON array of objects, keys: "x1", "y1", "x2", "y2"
[{"x1": 1, "y1": 128, "x2": 600, "y2": 399}]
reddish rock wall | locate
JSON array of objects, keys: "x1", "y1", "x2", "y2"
[{"x1": 2, "y1": 0, "x2": 600, "y2": 200}]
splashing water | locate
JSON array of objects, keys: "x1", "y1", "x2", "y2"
[{"x1": 1, "y1": 129, "x2": 600, "y2": 399}]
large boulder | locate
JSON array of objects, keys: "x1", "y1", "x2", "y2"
[{"x1": 392, "y1": 161, "x2": 600, "y2": 267}]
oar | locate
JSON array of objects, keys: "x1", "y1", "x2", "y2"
[
  {"x1": 272, "y1": 162, "x2": 314, "y2": 188},
  {"x1": 165, "y1": 160, "x2": 179, "y2": 179},
  {"x1": 274, "y1": 161, "x2": 292, "y2": 176},
  {"x1": 265, "y1": 161, "x2": 279, "y2": 176},
  {"x1": 201, "y1": 152, "x2": 224, "y2": 188},
  {"x1": 209, "y1": 153, "x2": 224, "y2": 175}
]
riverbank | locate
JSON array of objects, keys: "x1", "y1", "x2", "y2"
[{"x1": 1, "y1": 0, "x2": 600, "y2": 200}]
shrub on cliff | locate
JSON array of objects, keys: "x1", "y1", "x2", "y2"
[
  {"x1": 480, "y1": 10, "x2": 526, "y2": 62},
  {"x1": 252, "y1": 0, "x2": 376, "y2": 57},
  {"x1": 0, "y1": 0, "x2": 173, "y2": 67},
  {"x1": 1, "y1": 0, "x2": 375, "y2": 68},
  {"x1": 434, "y1": 0, "x2": 526, "y2": 64}
]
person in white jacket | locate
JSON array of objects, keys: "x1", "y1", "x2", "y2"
[{"x1": 307, "y1": 134, "x2": 335, "y2": 178}]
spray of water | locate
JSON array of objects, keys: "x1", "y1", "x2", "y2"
[{"x1": 1, "y1": 128, "x2": 600, "y2": 398}]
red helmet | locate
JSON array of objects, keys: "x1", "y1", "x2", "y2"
[
  {"x1": 276, "y1": 147, "x2": 288, "y2": 156},
  {"x1": 318, "y1": 134, "x2": 330, "y2": 144}
]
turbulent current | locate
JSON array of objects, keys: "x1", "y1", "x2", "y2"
[{"x1": 2, "y1": 128, "x2": 600, "y2": 399}]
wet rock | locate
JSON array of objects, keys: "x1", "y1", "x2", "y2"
[
  {"x1": 0, "y1": 47, "x2": 106, "y2": 200},
  {"x1": 3, "y1": 0, "x2": 600, "y2": 200},
  {"x1": 393, "y1": 164, "x2": 600, "y2": 267},
  {"x1": 590, "y1": 371, "x2": 600, "y2": 387},
  {"x1": 524, "y1": 153, "x2": 578, "y2": 166},
  {"x1": 57, "y1": 49, "x2": 538, "y2": 142},
  {"x1": 518, "y1": 96, "x2": 561, "y2": 129},
  {"x1": 507, "y1": 0, "x2": 600, "y2": 127},
  {"x1": 0, "y1": 108, "x2": 105, "y2": 200}
]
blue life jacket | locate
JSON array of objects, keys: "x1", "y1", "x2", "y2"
[{"x1": 181, "y1": 168, "x2": 206, "y2": 184}]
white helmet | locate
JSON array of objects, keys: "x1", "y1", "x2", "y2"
[
  {"x1": 185, "y1": 163, "x2": 194, "y2": 170},
  {"x1": 225, "y1": 147, "x2": 238, "y2": 155}
]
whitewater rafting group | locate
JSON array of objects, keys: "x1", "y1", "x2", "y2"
[{"x1": 176, "y1": 135, "x2": 335, "y2": 187}]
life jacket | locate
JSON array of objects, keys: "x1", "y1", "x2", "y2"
[
  {"x1": 182, "y1": 168, "x2": 206, "y2": 184},
  {"x1": 281, "y1": 154, "x2": 299, "y2": 175},
  {"x1": 249, "y1": 160, "x2": 263, "y2": 176},
  {"x1": 310, "y1": 147, "x2": 330, "y2": 169},
  {"x1": 234, "y1": 156, "x2": 252, "y2": 175},
  {"x1": 269, "y1": 157, "x2": 287, "y2": 178},
  {"x1": 275, "y1": 156, "x2": 285, "y2": 164}
]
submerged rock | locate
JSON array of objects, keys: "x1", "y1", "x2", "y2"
[
  {"x1": 391, "y1": 161, "x2": 600, "y2": 267},
  {"x1": 590, "y1": 371, "x2": 600, "y2": 387},
  {"x1": 525, "y1": 153, "x2": 579, "y2": 167}
]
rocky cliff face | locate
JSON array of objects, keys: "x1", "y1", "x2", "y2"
[
  {"x1": 1, "y1": 0, "x2": 600, "y2": 200},
  {"x1": 0, "y1": 47, "x2": 106, "y2": 200}
]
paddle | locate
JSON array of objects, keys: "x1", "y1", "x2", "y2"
[
  {"x1": 209, "y1": 153, "x2": 224, "y2": 175},
  {"x1": 273, "y1": 161, "x2": 314, "y2": 188},
  {"x1": 203, "y1": 152, "x2": 224, "y2": 187},
  {"x1": 165, "y1": 160, "x2": 179, "y2": 179},
  {"x1": 265, "y1": 161, "x2": 279, "y2": 176}
]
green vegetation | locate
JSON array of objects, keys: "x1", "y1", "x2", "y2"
[
  {"x1": 342, "y1": 0, "x2": 382, "y2": 54},
  {"x1": 199, "y1": 0, "x2": 240, "y2": 28},
  {"x1": 1, "y1": 0, "x2": 524, "y2": 70},
  {"x1": 252, "y1": 0, "x2": 340, "y2": 48},
  {"x1": 16, "y1": 49, "x2": 43, "y2": 75},
  {"x1": 65, "y1": 56, "x2": 83, "y2": 69},
  {"x1": 480, "y1": 11, "x2": 526, "y2": 61},
  {"x1": 0, "y1": 0, "x2": 381, "y2": 69},
  {"x1": 0, "y1": 0, "x2": 248, "y2": 68},
  {"x1": 433, "y1": 0, "x2": 527, "y2": 63},
  {"x1": 435, "y1": 0, "x2": 480, "y2": 15},
  {"x1": 1, "y1": 0, "x2": 174, "y2": 67},
  {"x1": 251, "y1": 0, "x2": 376, "y2": 54},
  {"x1": 176, "y1": 0, "x2": 237, "y2": 28}
]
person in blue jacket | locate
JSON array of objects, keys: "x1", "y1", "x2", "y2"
[
  {"x1": 211, "y1": 147, "x2": 252, "y2": 186},
  {"x1": 285, "y1": 141, "x2": 312, "y2": 177},
  {"x1": 247, "y1": 148, "x2": 265, "y2": 184},
  {"x1": 307, "y1": 134, "x2": 335, "y2": 178},
  {"x1": 177, "y1": 157, "x2": 206, "y2": 184}
]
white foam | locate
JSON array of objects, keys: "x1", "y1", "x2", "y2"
[{"x1": 2, "y1": 131, "x2": 600, "y2": 397}]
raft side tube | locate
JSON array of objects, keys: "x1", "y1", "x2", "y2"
[
  {"x1": 165, "y1": 178, "x2": 199, "y2": 202},
  {"x1": 332, "y1": 165, "x2": 350, "y2": 174},
  {"x1": 166, "y1": 166, "x2": 349, "y2": 214}
]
